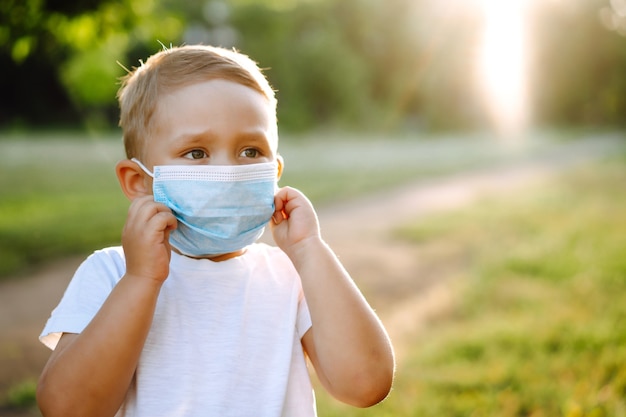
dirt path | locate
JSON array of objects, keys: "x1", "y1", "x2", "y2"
[{"x1": 0, "y1": 135, "x2": 622, "y2": 414}]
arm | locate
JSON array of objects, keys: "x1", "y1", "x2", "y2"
[
  {"x1": 271, "y1": 187, "x2": 395, "y2": 407},
  {"x1": 37, "y1": 196, "x2": 177, "y2": 417}
]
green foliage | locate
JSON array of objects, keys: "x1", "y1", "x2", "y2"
[
  {"x1": 317, "y1": 154, "x2": 626, "y2": 416},
  {"x1": 51, "y1": 0, "x2": 184, "y2": 109},
  {"x1": 0, "y1": 0, "x2": 185, "y2": 128}
]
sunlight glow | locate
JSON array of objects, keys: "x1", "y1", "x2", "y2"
[{"x1": 477, "y1": 0, "x2": 530, "y2": 139}]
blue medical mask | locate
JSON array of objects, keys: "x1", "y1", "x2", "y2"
[{"x1": 132, "y1": 159, "x2": 278, "y2": 257}]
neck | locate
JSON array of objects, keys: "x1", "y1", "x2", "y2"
[{"x1": 173, "y1": 247, "x2": 247, "y2": 262}]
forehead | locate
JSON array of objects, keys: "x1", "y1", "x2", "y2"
[{"x1": 148, "y1": 79, "x2": 278, "y2": 151}]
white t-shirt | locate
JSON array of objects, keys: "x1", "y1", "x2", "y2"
[{"x1": 40, "y1": 243, "x2": 316, "y2": 417}]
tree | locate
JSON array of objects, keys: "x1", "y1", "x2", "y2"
[
  {"x1": 0, "y1": 0, "x2": 183, "y2": 129},
  {"x1": 529, "y1": 0, "x2": 626, "y2": 128}
]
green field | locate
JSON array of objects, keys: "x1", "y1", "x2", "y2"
[{"x1": 315, "y1": 154, "x2": 626, "y2": 416}]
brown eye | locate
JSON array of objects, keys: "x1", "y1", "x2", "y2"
[
  {"x1": 185, "y1": 149, "x2": 207, "y2": 160},
  {"x1": 241, "y1": 148, "x2": 259, "y2": 158}
]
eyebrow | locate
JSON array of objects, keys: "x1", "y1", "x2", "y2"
[
  {"x1": 171, "y1": 130, "x2": 217, "y2": 144},
  {"x1": 170, "y1": 129, "x2": 276, "y2": 151},
  {"x1": 236, "y1": 130, "x2": 271, "y2": 142},
  {"x1": 236, "y1": 130, "x2": 277, "y2": 152}
]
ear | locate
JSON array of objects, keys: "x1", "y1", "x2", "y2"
[
  {"x1": 115, "y1": 159, "x2": 152, "y2": 200},
  {"x1": 276, "y1": 154, "x2": 284, "y2": 181}
]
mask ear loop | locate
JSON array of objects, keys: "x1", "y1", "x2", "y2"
[{"x1": 131, "y1": 158, "x2": 155, "y2": 178}]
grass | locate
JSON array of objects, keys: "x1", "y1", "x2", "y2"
[
  {"x1": 0, "y1": 130, "x2": 567, "y2": 279},
  {"x1": 314, "y1": 153, "x2": 626, "y2": 416}
]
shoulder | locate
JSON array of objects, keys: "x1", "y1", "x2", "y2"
[
  {"x1": 64, "y1": 246, "x2": 127, "y2": 308},
  {"x1": 39, "y1": 247, "x2": 126, "y2": 350},
  {"x1": 90, "y1": 246, "x2": 126, "y2": 263},
  {"x1": 83, "y1": 246, "x2": 125, "y2": 269},
  {"x1": 73, "y1": 246, "x2": 126, "y2": 285}
]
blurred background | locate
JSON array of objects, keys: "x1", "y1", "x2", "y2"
[
  {"x1": 2, "y1": 0, "x2": 626, "y2": 135},
  {"x1": 1, "y1": 1, "x2": 626, "y2": 416}
]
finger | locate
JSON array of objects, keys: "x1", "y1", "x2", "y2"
[
  {"x1": 126, "y1": 195, "x2": 156, "y2": 221},
  {"x1": 272, "y1": 210, "x2": 285, "y2": 225},
  {"x1": 145, "y1": 212, "x2": 178, "y2": 244},
  {"x1": 157, "y1": 211, "x2": 178, "y2": 233},
  {"x1": 275, "y1": 187, "x2": 305, "y2": 217},
  {"x1": 274, "y1": 188, "x2": 287, "y2": 210},
  {"x1": 124, "y1": 201, "x2": 175, "y2": 246},
  {"x1": 273, "y1": 188, "x2": 288, "y2": 224},
  {"x1": 129, "y1": 197, "x2": 172, "y2": 225}
]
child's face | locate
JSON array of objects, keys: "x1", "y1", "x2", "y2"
[{"x1": 144, "y1": 79, "x2": 279, "y2": 169}]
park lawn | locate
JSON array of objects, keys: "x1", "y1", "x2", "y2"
[{"x1": 315, "y1": 154, "x2": 626, "y2": 416}]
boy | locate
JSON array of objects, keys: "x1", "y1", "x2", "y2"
[{"x1": 37, "y1": 44, "x2": 394, "y2": 417}]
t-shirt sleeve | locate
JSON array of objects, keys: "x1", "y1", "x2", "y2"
[{"x1": 39, "y1": 247, "x2": 126, "y2": 350}]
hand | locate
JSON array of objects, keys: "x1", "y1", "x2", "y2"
[
  {"x1": 121, "y1": 195, "x2": 178, "y2": 283},
  {"x1": 270, "y1": 187, "x2": 320, "y2": 256}
]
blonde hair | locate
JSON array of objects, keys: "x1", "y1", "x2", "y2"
[{"x1": 117, "y1": 45, "x2": 277, "y2": 158}]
